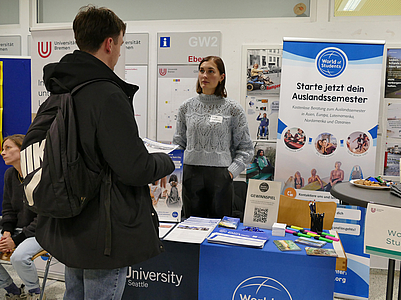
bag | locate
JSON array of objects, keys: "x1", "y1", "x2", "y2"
[{"x1": 20, "y1": 78, "x2": 108, "y2": 218}]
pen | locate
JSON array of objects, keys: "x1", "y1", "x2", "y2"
[
  {"x1": 314, "y1": 236, "x2": 333, "y2": 243},
  {"x1": 288, "y1": 225, "x2": 303, "y2": 231},
  {"x1": 285, "y1": 229, "x2": 311, "y2": 239},
  {"x1": 319, "y1": 232, "x2": 337, "y2": 238},
  {"x1": 293, "y1": 232, "x2": 312, "y2": 239}
]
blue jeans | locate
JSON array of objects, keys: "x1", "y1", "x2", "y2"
[
  {"x1": 0, "y1": 237, "x2": 43, "y2": 291},
  {"x1": 259, "y1": 126, "x2": 268, "y2": 137},
  {"x1": 64, "y1": 266, "x2": 127, "y2": 300}
]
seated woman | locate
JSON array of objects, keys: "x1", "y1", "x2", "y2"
[
  {"x1": 0, "y1": 134, "x2": 44, "y2": 300},
  {"x1": 251, "y1": 63, "x2": 263, "y2": 80},
  {"x1": 294, "y1": 171, "x2": 304, "y2": 189},
  {"x1": 307, "y1": 168, "x2": 324, "y2": 190},
  {"x1": 255, "y1": 149, "x2": 274, "y2": 175}
]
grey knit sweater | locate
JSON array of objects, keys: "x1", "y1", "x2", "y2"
[{"x1": 173, "y1": 93, "x2": 253, "y2": 178}]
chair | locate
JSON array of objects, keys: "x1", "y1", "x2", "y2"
[
  {"x1": 277, "y1": 194, "x2": 337, "y2": 230},
  {"x1": 0, "y1": 249, "x2": 52, "y2": 300},
  {"x1": 31, "y1": 250, "x2": 53, "y2": 300}
]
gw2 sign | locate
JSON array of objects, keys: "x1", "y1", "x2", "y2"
[{"x1": 232, "y1": 276, "x2": 292, "y2": 300}]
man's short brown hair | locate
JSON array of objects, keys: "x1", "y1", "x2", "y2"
[{"x1": 73, "y1": 5, "x2": 126, "y2": 53}]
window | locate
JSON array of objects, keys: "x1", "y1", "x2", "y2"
[
  {"x1": 36, "y1": 0, "x2": 310, "y2": 23},
  {"x1": 0, "y1": 0, "x2": 19, "y2": 25}
]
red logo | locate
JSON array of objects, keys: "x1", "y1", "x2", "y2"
[
  {"x1": 371, "y1": 208, "x2": 376, "y2": 213},
  {"x1": 159, "y1": 68, "x2": 167, "y2": 76},
  {"x1": 38, "y1": 41, "x2": 52, "y2": 58}
]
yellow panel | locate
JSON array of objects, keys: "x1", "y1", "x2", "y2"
[{"x1": 335, "y1": 0, "x2": 401, "y2": 16}]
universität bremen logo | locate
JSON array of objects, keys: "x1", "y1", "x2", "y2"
[
  {"x1": 159, "y1": 68, "x2": 167, "y2": 76},
  {"x1": 38, "y1": 41, "x2": 52, "y2": 58}
]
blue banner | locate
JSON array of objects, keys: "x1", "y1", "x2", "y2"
[{"x1": 333, "y1": 205, "x2": 369, "y2": 299}]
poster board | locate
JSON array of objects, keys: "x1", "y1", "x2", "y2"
[
  {"x1": 0, "y1": 57, "x2": 32, "y2": 210},
  {"x1": 275, "y1": 38, "x2": 385, "y2": 201}
]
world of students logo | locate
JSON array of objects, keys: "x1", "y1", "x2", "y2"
[
  {"x1": 316, "y1": 47, "x2": 347, "y2": 78},
  {"x1": 232, "y1": 276, "x2": 292, "y2": 300}
]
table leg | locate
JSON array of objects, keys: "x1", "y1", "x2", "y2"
[
  {"x1": 387, "y1": 259, "x2": 395, "y2": 300},
  {"x1": 398, "y1": 260, "x2": 401, "y2": 300}
]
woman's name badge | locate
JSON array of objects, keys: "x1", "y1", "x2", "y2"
[{"x1": 210, "y1": 115, "x2": 223, "y2": 123}]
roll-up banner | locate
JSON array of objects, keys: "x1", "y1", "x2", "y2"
[{"x1": 275, "y1": 38, "x2": 385, "y2": 202}]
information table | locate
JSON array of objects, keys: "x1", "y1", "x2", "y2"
[
  {"x1": 331, "y1": 181, "x2": 401, "y2": 300},
  {"x1": 123, "y1": 225, "x2": 342, "y2": 300}
]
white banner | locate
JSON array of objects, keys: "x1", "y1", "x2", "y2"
[
  {"x1": 275, "y1": 38, "x2": 385, "y2": 201},
  {"x1": 31, "y1": 29, "x2": 125, "y2": 113},
  {"x1": 365, "y1": 203, "x2": 401, "y2": 260}
]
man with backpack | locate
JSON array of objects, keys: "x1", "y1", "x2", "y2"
[{"x1": 24, "y1": 5, "x2": 174, "y2": 299}]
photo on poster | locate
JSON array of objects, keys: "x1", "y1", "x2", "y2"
[
  {"x1": 385, "y1": 48, "x2": 401, "y2": 98},
  {"x1": 386, "y1": 102, "x2": 401, "y2": 138},
  {"x1": 384, "y1": 140, "x2": 401, "y2": 176},
  {"x1": 246, "y1": 96, "x2": 279, "y2": 140},
  {"x1": 346, "y1": 131, "x2": 370, "y2": 155},
  {"x1": 315, "y1": 132, "x2": 337, "y2": 156},
  {"x1": 284, "y1": 127, "x2": 306, "y2": 150},
  {"x1": 246, "y1": 141, "x2": 276, "y2": 182},
  {"x1": 246, "y1": 49, "x2": 282, "y2": 96}
]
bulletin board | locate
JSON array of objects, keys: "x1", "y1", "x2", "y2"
[{"x1": 0, "y1": 57, "x2": 32, "y2": 211}]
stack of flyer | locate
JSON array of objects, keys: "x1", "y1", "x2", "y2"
[
  {"x1": 207, "y1": 227, "x2": 270, "y2": 248},
  {"x1": 163, "y1": 217, "x2": 221, "y2": 244},
  {"x1": 143, "y1": 138, "x2": 183, "y2": 223}
]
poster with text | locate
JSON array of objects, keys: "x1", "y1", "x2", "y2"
[
  {"x1": 246, "y1": 95, "x2": 279, "y2": 141},
  {"x1": 246, "y1": 49, "x2": 282, "y2": 96},
  {"x1": 31, "y1": 29, "x2": 125, "y2": 114},
  {"x1": 157, "y1": 65, "x2": 197, "y2": 143},
  {"x1": 125, "y1": 65, "x2": 148, "y2": 138},
  {"x1": 386, "y1": 102, "x2": 401, "y2": 138},
  {"x1": 385, "y1": 48, "x2": 401, "y2": 98},
  {"x1": 275, "y1": 38, "x2": 384, "y2": 201},
  {"x1": 384, "y1": 140, "x2": 401, "y2": 176}
]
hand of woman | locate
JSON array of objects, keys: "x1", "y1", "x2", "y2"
[
  {"x1": 2, "y1": 231, "x2": 11, "y2": 238},
  {"x1": 0, "y1": 236, "x2": 15, "y2": 252}
]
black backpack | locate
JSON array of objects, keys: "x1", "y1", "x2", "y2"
[{"x1": 20, "y1": 78, "x2": 109, "y2": 219}]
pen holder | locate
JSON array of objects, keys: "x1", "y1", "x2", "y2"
[{"x1": 310, "y1": 212, "x2": 324, "y2": 233}]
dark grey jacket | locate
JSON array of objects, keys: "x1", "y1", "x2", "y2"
[{"x1": 36, "y1": 50, "x2": 174, "y2": 269}]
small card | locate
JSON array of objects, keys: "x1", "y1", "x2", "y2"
[
  {"x1": 305, "y1": 247, "x2": 338, "y2": 257},
  {"x1": 273, "y1": 240, "x2": 301, "y2": 251},
  {"x1": 210, "y1": 115, "x2": 223, "y2": 123},
  {"x1": 295, "y1": 237, "x2": 327, "y2": 248}
]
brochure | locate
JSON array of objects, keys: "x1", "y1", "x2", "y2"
[
  {"x1": 207, "y1": 227, "x2": 270, "y2": 249},
  {"x1": 273, "y1": 240, "x2": 301, "y2": 251},
  {"x1": 142, "y1": 138, "x2": 178, "y2": 154},
  {"x1": 243, "y1": 179, "x2": 282, "y2": 230},
  {"x1": 218, "y1": 216, "x2": 240, "y2": 229},
  {"x1": 159, "y1": 222, "x2": 177, "y2": 239},
  {"x1": 143, "y1": 138, "x2": 183, "y2": 222},
  {"x1": 294, "y1": 237, "x2": 327, "y2": 248},
  {"x1": 163, "y1": 217, "x2": 220, "y2": 244},
  {"x1": 305, "y1": 247, "x2": 338, "y2": 257}
]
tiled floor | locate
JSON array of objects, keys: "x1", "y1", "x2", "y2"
[{"x1": 0, "y1": 263, "x2": 398, "y2": 299}]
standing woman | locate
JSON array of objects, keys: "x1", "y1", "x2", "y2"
[
  {"x1": 173, "y1": 56, "x2": 253, "y2": 218},
  {"x1": 0, "y1": 134, "x2": 44, "y2": 300}
]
